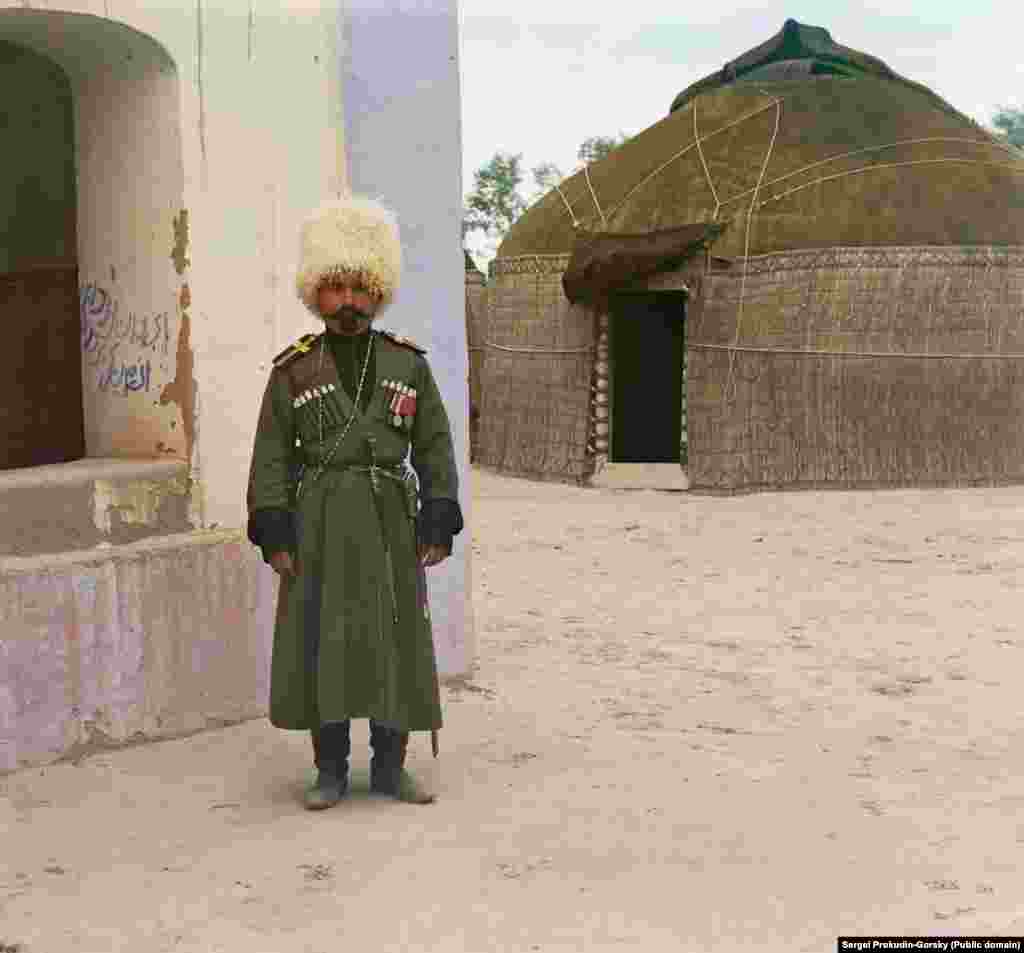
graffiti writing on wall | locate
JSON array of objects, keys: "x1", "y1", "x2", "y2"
[
  {"x1": 80, "y1": 282, "x2": 170, "y2": 395},
  {"x1": 97, "y1": 358, "x2": 152, "y2": 393}
]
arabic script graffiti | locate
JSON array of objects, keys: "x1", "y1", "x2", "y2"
[
  {"x1": 80, "y1": 282, "x2": 170, "y2": 366},
  {"x1": 79, "y1": 282, "x2": 171, "y2": 395},
  {"x1": 97, "y1": 358, "x2": 152, "y2": 393}
]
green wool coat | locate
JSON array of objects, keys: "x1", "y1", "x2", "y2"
[{"x1": 246, "y1": 329, "x2": 460, "y2": 735}]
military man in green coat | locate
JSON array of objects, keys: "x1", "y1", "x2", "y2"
[{"x1": 246, "y1": 193, "x2": 464, "y2": 810}]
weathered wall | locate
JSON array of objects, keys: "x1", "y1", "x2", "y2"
[
  {"x1": 687, "y1": 246, "x2": 1024, "y2": 491},
  {"x1": 0, "y1": 0, "x2": 346, "y2": 531},
  {"x1": 479, "y1": 256, "x2": 594, "y2": 484},
  {"x1": 76, "y1": 36, "x2": 185, "y2": 461},
  {"x1": 341, "y1": 0, "x2": 472, "y2": 677},
  {"x1": 0, "y1": 530, "x2": 275, "y2": 774}
]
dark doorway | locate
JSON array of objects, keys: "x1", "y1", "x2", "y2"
[
  {"x1": 0, "y1": 40, "x2": 85, "y2": 470},
  {"x1": 610, "y1": 291, "x2": 685, "y2": 463}
]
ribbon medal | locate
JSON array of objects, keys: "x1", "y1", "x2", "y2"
[
  {"x1": 398, "y1": 386, "x2": 417, "y2": 431},
  {"x1": 382, "y1": 380, "x2": 417, "y2": 430},
  {"x1": 383, "y1": 379, "x2": 404, "y2": 428}
]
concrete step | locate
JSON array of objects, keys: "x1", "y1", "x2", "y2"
[{"x1": 590, "y1": 463, "x2": 690, "y2": 491}]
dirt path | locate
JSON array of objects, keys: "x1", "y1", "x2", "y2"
[{"x1": 3, "y1": 466, "x2": 1024, "y2": 951}]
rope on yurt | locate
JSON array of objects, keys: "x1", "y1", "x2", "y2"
[
  {"x1": 752, "y1": 157, "x2": 1024, "y2": 210},
  {"x1": 552, "y1": 182, "x2": 580, "y2": 228},
  {"x1": 481, "y1": 341, "x2": 594, "y2": 354},
  {"x1": 691, "y1": 342, "x2": 1024, "y2": 360},
  {"x1": 704, "y1": 134, "x2": 1024, "y2": 394},
  {"x1": 724, "y1": 96, "x2": 782, "y2": 406},
  {"x1": 717, "y1": 137, "x2": 1024, "y2": 210},
  {"x1": 693, "y1": 97, "x2": 722, "y2": 221},
  {"x1": 603, "y1": 100, "x2": 782, "y2": 222},
  {"x1": 583, "y1": 164, "x2": 608, "y2": 230}
]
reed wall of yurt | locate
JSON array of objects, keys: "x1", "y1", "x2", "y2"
[
  {"x1": 464, "y1": 251, "x2": 486, "y2": 462},
  {"x1": 477, "y1": 255, "x2": 596, "y2": 483},
  {"x1": 687, "y1": 246, "x2": 1024, "y2": 492}
]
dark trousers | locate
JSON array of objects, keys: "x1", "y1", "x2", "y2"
[{"x1": 311, "y1": 719, "x2": 402, "y2": 778}]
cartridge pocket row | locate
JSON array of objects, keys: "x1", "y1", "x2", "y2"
[{"x1": 293, "y1": 384, "x2": 349, "y2": 443}]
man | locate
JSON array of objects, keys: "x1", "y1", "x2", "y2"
[{"x1": 246, "y1": 193, "x2": 464, "y2": 810}]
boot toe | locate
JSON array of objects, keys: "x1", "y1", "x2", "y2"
[
  {"x1": 395, "y1": 769, "x2": 435, "y2": 804},
  {"x1": 304, "y1": 773, "x2": 347, "y2": 810}
]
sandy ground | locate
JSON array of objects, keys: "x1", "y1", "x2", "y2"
[{"x1": 3, "y1": 465, "x2": 1024, "y2": 952}]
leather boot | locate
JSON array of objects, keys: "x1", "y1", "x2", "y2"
[
  {"x1": 370, "y1": 722, "x2": 434, "y2": 804},
  {"x1": 306, "y1": 720, "x2": 350, "y2": 810}
]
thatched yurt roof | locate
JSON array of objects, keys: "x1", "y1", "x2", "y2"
[
  {"x1": 498, "y1": 19, "x2": 1024, "y2": 265},
  {"x1": 669, "y1": 18, "x2": 961, "y2": 117}
]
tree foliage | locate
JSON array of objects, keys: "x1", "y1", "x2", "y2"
[
  {"x1": 992, "y1": 107, "x2": 1024, "y2": 149},
  {"x1": 461, "y1": 151, "x2": 529, "y2": 243},
  {"x1": 462, "y1": 133, "x2": 632, "y2": 264},
  {"x1": 577, "y1": 132, "x2": 630, "y2": 165}
]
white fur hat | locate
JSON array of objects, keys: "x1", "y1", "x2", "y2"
[{"x1": 295, "y1": 193, "x2": 402, "y2": 317}]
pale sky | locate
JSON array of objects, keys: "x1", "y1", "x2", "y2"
[{"x1": 457, "y1": 0, "x2": 1022, "y2": 270}]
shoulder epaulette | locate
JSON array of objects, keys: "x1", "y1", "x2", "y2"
[
  {"x1": 376, "y1": 328, "x2": 427, "y2": 354},
  {"x1": 272, "y1": 332, "x2": 320, "y2": 369}
]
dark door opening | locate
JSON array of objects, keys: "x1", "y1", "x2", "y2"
[
  {"x1": 610, "y1": 291, "x2": 685, "y2": 464},
  {"x1": 0, "y1": 40, "x2": 85, "y2": 471}
]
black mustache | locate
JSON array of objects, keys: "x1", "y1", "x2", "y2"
[{"x1": 329, "y1": 306, "x2": 368, "y2": 322}]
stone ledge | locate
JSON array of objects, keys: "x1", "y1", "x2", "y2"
[
  {"x1": 0, "y1": 528, "x2": 244, "y2": 575},
  {"x1": 0, "y1": 457, "x2": 193, "y2": 558},
  {"x1": 0, "y1": 456, "x2": 187, "y2": 490}
]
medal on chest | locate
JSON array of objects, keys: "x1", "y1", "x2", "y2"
[{"x1": 382, "y1": 379, "x2": 417, "y2": 431}]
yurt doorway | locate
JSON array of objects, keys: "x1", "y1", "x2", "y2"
[{"x1": 609, "y1": 291, "x2": 685, "y2": 464}]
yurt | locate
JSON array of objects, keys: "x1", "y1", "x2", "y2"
[
  {"x1": 464, "y1": 248, "x2": 486, "y2": 461},
  {"x1": 478, "y1": 19, "x2": 1024, "y2": 493}
]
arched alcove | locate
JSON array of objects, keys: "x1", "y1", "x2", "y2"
[
  {"x1": 0, "y1": 9, "x2": 187, "y2": 467},
  {"x1": 0, "y1": 40, "x2": 83, "y2": 469}
]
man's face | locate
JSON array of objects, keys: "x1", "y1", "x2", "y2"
[{"x1": 318, "y1": 281, "x2": 380, "y2": 335}]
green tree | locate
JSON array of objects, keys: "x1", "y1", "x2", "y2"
[
  {"x1": 530, "y1": 160, "x2": 565, "y2": 194},
  {"x1": 461, "y1": 151, "x2": 528, "y2": 243},
  {"x1": 992, "y1": 107, "x2": 1024, "y2": 149},
  {"x1": 576, "y1": 132, "x2": 630, "y2": 164},
  {"x1": 462, "y1": 133, "x2": 633, "y2": 271}
]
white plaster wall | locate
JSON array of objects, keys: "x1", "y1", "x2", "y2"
[
  {"x1": 76, "y1": 52, "x2": 185, "y2": 459},
  {"x1": 0, "y1": 1, "x2": 346, "y2": 532},
  {"x1": 181, "y1": 0, "x2": 348, "y2": 531},
  {"x1": 340, "y1": 0, "x2": 474, "y2": 678}
]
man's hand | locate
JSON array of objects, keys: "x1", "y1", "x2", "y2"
[
  {"x1": 417, "y1": 543, "x2": 449, "y2": 567},
  {"x1": 270, "y1": 551, "x2": 296, "y2": 577}
]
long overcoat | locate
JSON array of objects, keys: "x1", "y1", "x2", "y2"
[{"x1": 246, "y1": 329, "x2": 460, "y2": 735}]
